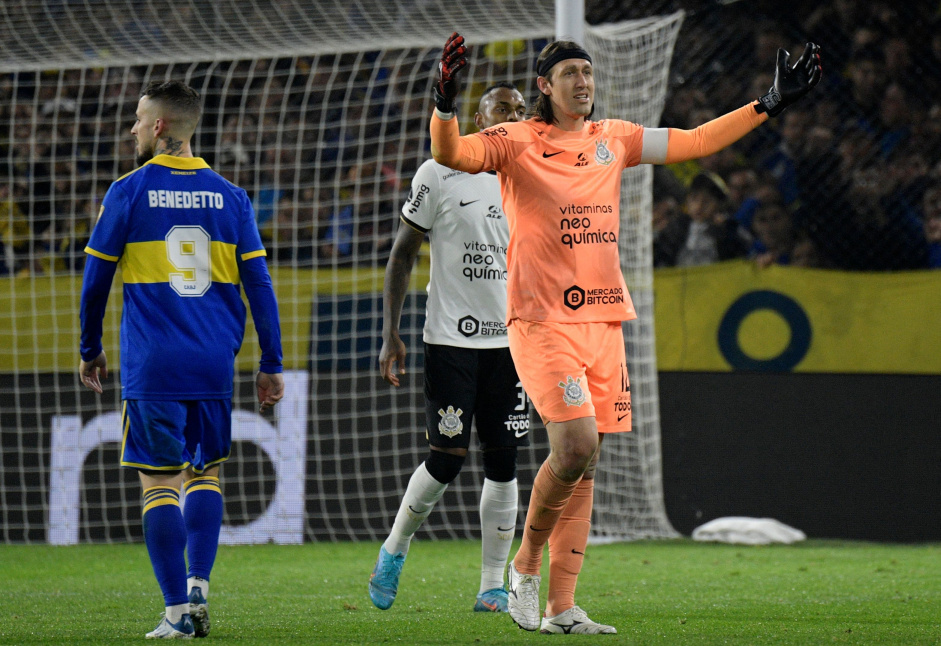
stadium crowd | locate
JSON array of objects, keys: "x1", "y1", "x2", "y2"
[
  {"x1": 647, "y1": 0, "x2": 941, "y2": 271},
  {"x1": 1, "y1": 0, "x2": 940, "y2": 276}
]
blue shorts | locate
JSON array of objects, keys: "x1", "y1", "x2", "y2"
[{"x1": 120, "y1": 399, "x2": 232, "y2": 473}]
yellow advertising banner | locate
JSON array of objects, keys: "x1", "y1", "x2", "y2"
[
  {"x1": 2, "y1": 258, "x2": 938, "y2": 374},
  {"x1": 0, "y1": 263, "x2": 427, "y2": 373},
  {"x1": 653, "y1": 261, "x2": 941, "y2": 374}
]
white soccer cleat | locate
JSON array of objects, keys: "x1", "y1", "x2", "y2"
[
  {"x1": 145, "y1": 614, "x2": 195, "y2": 639},
  {"x1": 540, "y1": 605, "x2": 617, "y2": 635},
  {"x1": 506, "y1": 560, "x2": 541, "y2": 631}
]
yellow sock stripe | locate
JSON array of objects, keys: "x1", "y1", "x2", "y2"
[
  {"x1": 186, "y1": 476, "x2": 220, "y2": 486},
  {"x1": 143, "y1": 487, "x2": 180, "y2": 504},
  {"x1": 142, "y1": 497, "x2": 181, "y2": 515},
  {"x1": 142, "y1": 492, "x2": 179, "y2": 503},
  {"x1": 184, "y1": 476, "x2": 221, "y2": 493},
  {"x1": 144, "y1": 494, "x2": 180, "y2": 505},
  {"x1": 143, "y1": 485, "x2": 180, "y2": 497},
  {"x1": 143, "y1": 495, "x2": 180, "y2": 509},
  {"x1": 142, "y1": 486, "x2": 180, "y2": 515},
  {"x1": 185, "y1": 483, "x2": 222, "y2": 495}
]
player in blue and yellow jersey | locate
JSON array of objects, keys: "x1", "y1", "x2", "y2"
[{"x1": 79, "y1": 80, "x2": 284, "y2": 640}]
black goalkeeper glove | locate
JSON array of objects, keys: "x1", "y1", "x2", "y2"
[
  {"x1": 756, "y1": 43, "x2": 822, "y2": 117},
  {"x1": 434, "y1": 32, "x2": 467, "y2": 114}
]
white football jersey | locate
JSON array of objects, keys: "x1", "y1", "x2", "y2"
[{"x1": 401, "y1": 159, "x2": 509, "y2": 348}]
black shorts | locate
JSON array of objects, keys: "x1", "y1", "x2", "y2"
[{"x1": 423, "y1": 343, "x2": 532, "y2": 450}]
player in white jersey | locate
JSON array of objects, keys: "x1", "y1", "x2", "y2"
[{"x1": 370, "y1": 83, "x2": 530, "y2": 613}]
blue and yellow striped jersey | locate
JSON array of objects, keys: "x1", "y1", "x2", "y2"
[{"x1": 85, "y1": 155, "x2": 277, "y2": 399}]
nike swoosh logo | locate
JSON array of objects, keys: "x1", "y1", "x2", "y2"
[
  {"x1": 617, "y1": 414, "x2": 629, "y2": 422},
  {"x1": 514, "y1": 429, "x2": 529, "y2": 438},
  {"x1": 571, "y1": 549, "x2": 584, "y2": 555},
  {"x1": 542, "y1": 151, "x2": 563, "y2": 158},
  {"x1": 498, "y1": 525, "x2": 514, "y2": 532},
  {"x1": 529, "y1": 525, "x2": 551, "y2": 532},
  {"x1": 459, "y1": 199, "x2": 479, "y2": 206},
  {"x1": 408, "y1": 505, "x2": 424, "y2": 514}
]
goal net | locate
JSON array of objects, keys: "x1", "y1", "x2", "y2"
[{"x1": 0, "y1": 0, "x2": 682, "y2": 543}]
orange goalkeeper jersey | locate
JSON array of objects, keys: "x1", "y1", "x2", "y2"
[
  {"x1": 469, "y1": 118, "x2": 643, "y2": 323},
  {"x1": 431, "y1": 103, "x2": 766, "y2": 324}
]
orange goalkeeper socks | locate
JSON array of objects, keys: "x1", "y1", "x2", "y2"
[
  {"x1": 545, "y1": 475, "x2": 594, "y2": 616},
  {"x1": 512, "y1": 461, "x2": 579, "y2": 575}
]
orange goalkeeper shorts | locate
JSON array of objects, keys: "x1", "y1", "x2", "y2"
[{"x1": 507, "y1": 319, "x2": 632, "y2": 433}]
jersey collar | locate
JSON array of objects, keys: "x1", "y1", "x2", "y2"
[{"x1": 144, "y1": 155, "x2": 211, "y2": 170}]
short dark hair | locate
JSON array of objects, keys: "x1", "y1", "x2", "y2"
[
  {"x1": 531, "y1": 40, "x2": 594, "y2": 124},
  {"x1": 141, "y1": 80, "x2": 201, "y2": 134},
  {"x1": 480, "y1": 81, "x2": 519, "y2": 104}
]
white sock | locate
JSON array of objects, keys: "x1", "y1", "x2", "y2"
[
  {"x1": 165, "y1": 603, "x2": 189, "y2": 624},
  {"x1": 383, "y1": 462, "x2": 448, "y2": 556},
  {"x1": 188, "y1": 575, "x2": 208, "y2": 599},
  {"x1": 479, "y1": 478, "x2": 518, "y2": 593}
]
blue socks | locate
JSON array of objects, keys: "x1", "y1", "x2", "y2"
[
  {"x1": 183, "y1": 476, "x2": 223, "y2": 581},
  {"x1": 142, "y1": 486, "x2": 188, "y2": 607}
]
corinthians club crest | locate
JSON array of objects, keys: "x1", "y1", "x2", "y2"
[
  {"x1": 438, "y1": 405, "x2": 464, "y2": 437},
  {"x1": 594, "y1": 137, "x2": 615, "y2": 166},
  {"x1": 558, "y1": 376, "x2": 586, "y2": 407}
]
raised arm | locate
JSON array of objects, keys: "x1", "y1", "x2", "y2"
[
  {"x1": 641, "y1": 103, "x2": 768, "y2": 164},
  {"x1": 641, "y1": 43, "x2": 822, "y2": 165},
  {"x1": 429, "y1": 32, "x2": 488, "y2": 173},
  {"x1": 430, "y1": 113, "x2": 488, "y2": 172}
]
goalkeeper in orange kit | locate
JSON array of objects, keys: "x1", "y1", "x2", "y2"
[{"x1": 429, "y1": 32, "x2": 821, "y2": 634}]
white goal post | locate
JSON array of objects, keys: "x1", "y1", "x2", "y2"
[{"x1": 0, "y1": 0, "x2": 682, "y2": 543}]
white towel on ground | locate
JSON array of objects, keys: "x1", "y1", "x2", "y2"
[{"x1": 691, "y1": 517, "x2": 806, "y2": 545}]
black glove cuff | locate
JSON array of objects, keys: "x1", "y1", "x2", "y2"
[
  {"x1": 434, "y1": 85, "x2": 455, "y2": 114},
  {"x1": 757, "y1": 89, "x2": 784, "y2": 117}
]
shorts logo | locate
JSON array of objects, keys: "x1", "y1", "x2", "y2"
[
  {"x1": 559, "y1": 376, "x2": 586, "y2": 407},
  {"x1": 564, "y1": 285, "x2": 585, "y2": 310},
  {"x1": 595, "y1": 138, "x2": 615, "y2": 166},
  {"x1": 438, "y1": 405, "x2": 464, "y2": 437},
  {"x1": 458, "y1": 315, "x2": 480, "y2": 337},
  {"x1": 504, "y1": 412, "x2": 530, "y2": 437}
]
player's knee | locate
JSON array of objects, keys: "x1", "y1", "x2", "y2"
[
  {"x1": 482, "y1": 446, "x2": 518, "y2": 482},
  {"x1": 424, "y1": 449, "x2": 466, "y2": 484},
  {"x1": 582, "y1": 450, "x2": 601, "y2": 480},
  {"x1": 550, "y1": 443, "x2": 597, "y2": 481}
]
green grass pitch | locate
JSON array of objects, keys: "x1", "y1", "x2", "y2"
[{"x1": 1, "y1": 539, "x2": 938, "y2": 644}]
